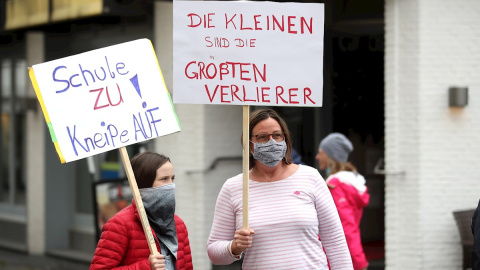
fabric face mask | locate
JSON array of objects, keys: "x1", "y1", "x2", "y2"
[
  {"x1": 140, "y1": 183, "x2": 178, "y2": 262},
  {"x1": 253, "y1": 138, "x2": 287, "y2": 167},
  {"x1": 325, "y1": 167, "x2": 331, "y2": 176}
]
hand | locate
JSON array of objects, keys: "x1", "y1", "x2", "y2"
[
  {"x1": 149, "y1": 253, "x2": 165, "y2": 270},
  {"x1": 231, "y1": 228, "x2": 255, "y2": 255}
]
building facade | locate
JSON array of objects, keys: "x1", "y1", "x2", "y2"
[
  {"x1": 0, "y1": 0, "x2": 477, "y2": 270},
  {"x1": 384, "y1": 0, "x2": 480, "y2": 269}
]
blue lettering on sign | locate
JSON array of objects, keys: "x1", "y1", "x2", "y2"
[
  {"x1": 147, "y1": 107, "x2": 162, "y2": 137},
  {"x1": 67, "y1": 125, "x2": 88, "y2": 155},
  {"x1": 66, "y1": 123, "x2": 130, "y2": 156},
  {"x1": 63, "y1": 109, "x2": 164, "y2": 157},
  {"x1": 133, "y1": 107, "x2": 162, "y2": 141},
  {"x1": 52, "y1": 56, "x2": 130, "y2": 93},
  {"x1": 53, "y1": 66, "x2": 70, "y2": 93}
]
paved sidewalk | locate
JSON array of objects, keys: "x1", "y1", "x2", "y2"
[
  {"x1": 0, "y1": 247, "x2": 384, "y2": 270},
  {"x1": 0, "y1": 249, "x2": 90, "y2": 270}
]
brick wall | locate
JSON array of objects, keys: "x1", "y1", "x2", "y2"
[
  {"x1": 385, "y1": 0, "x2": 480, "y2": 269},
  {"x1": 155, "y1": 3, "x2": 244, "y2": 269},
  {"x1": 153, "y1": 103, "x2": 242, "y2": 270}
]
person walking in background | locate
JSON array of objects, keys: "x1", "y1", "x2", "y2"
[
  {"x1": 291, "y1": 147, "x2": 306, "y2": 165},
  {"x1": 473, "y1": 199, "x2": 480, "y2": 270},
  {"x1": 316, "y1": 133, "x2": 370, "y2": 270},
  {"x1": 207, "y1": 109, "x2": 353, "y2": 270},
  {"x1": 90, "y1": 151, "x2": 193, "y2": 270}
]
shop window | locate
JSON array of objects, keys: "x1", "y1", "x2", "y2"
[
  {"x1": 75, "y1": 158, "x2": 93, "y2": 214},
  {"x1": 75, "y1": 150, "x2": 124, "y2": 215},
  {"x1": 0, "y1": 58, "x2": 27, "y2": 207}
]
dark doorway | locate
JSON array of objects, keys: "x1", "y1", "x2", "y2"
[
  {"x1": 213, "y1": 0, "x2": 385, "y2": 269},
  {"x1": 276, "y1": 0, "x2": 385, "y2": 268}
]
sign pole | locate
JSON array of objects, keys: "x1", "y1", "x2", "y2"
[
  {"x1": 119, "y1": 147, "x2": 159, "y2": 255},
  {"x1": 242, "y1": 105, "x2": 249, "y2": 230}
]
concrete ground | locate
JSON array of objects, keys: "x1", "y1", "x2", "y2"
[
  {"x1": 0, "y1": 248, "x2": 385, "y2": 270},
  {"x1": 0, "y1": 249, "x2": 90, "y2": 270}
]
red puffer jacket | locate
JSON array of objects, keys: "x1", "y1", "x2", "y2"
[{"x1": 90, "y1": 200, "x2": 193, "y2": 270}]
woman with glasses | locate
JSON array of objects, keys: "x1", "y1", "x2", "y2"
[
  {"x1": 207, "y1": 109, "x2": 353, "y2": 270},
  {"x1": 473, "y1": 199, "x2": 480, "y2": 270}
]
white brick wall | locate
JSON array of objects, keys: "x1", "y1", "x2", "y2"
[
  {"x1": 385, "y1": 0, "x2": 480, "y2": 269},
  {"x1": 155, "y1": 104, "x2": 208, "y2": 269},
  {"x1": 155, "y1": 3, "x2": 245, "y2": 269},
  {"x1": 155, "y1": 0, "x2": 480, "y2": 269},
  {"x1": 154, "y1": 104, "x2": 242, "y2": 270}
]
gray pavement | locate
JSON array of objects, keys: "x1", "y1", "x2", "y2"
[
  {"x1": 0, "y1": 249, "x2": 90, "y2": 270},
  {"x1": 0, "y1": 248, "x2": 384, "y2": 270}
]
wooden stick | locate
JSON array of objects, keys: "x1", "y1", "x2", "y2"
[
  {"x1": 242, "y1": 105, "x2": 250, "y2": 230},
  {"x1": 119, "y1": 147, "x2": 159, "y2": 255}
]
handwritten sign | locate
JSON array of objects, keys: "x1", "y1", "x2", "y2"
[
  {"x1": 173, "y1": 1, "x2": 324, "y2": 106},
  {"x1": 29, "y1": 39, "x2": 181, "y2": 163}
]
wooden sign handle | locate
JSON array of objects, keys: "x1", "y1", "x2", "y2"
[
  {"x1": 242, "y1": 105, "x2": 249, "y2": 230},
  {"x1": 119, "y1": 147, "x2": 159, "y2": 255}
]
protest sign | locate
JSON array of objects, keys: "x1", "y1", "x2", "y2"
[
  {"x1": 29, "y1": 39, "x2": 180, "y2": 163},
  {"x1": 173, "y1": 1, "x2": 324, "y2": 107},
  {"x1": 174, "y1": 1, "x2": 325, "y2": 230},
  {"x1": 29, "y1": 39, "x2": 177, "y2": 255}
]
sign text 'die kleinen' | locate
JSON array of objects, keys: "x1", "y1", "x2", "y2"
[
  {"x1": 30, "y1": 39, "x2": 180, "y2": 163},
  {"x1": 173, "y1": 1, "x2": 325, "y2": 107}
]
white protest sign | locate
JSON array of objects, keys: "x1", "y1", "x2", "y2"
[
  {"x1": 173, "y1": 1, "x2": 324, "y2": 106},
  {"x1": 30, "y1": 39, "x2": 180, "y2": 163}
]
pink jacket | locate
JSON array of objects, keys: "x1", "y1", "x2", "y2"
[{"x1": 327, "y1": 171, "x2": 369, "y2": 270}]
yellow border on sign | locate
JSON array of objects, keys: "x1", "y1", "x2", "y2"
[
  {"x1": 28, "y1": 67, "x2": 66, "y2": 163},
  {"x1": 148, "y1": 40, "x2": 181, "y2": 131}
]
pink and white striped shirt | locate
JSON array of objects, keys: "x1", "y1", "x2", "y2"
[{"x1": 207, "y1": 165, "x2": 353, "y2": 270}]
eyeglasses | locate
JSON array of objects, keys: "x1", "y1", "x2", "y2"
[{"x1": 251, "y1": 131, "x2": 285, "y2": 143}]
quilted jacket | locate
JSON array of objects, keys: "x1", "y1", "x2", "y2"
[
  {"x1": 327, "y1": 171, "x2": 369, "y2": 270},
  {"x1": 90, "y1": 200, "x2": 193, "y2": 270}
]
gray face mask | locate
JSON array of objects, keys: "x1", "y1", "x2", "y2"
[
  {"x1": 253, "y1": 139, "x2": 287, "y2": 167},
  {"x1": 140, "y1": 183, "x2": 178, "y2": 263}
]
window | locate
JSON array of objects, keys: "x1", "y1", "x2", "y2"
[{"x1": 0, "y1": 57, "x2": 28, "y2": 210}]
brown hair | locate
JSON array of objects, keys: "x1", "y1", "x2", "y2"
[
  {"x1": 327, "y1": 156, "x2": 357, "y2": 176},
  {"x1": 130, "y1": 151, "x2": 171, "y2": 189},
  {"x1": 246, "y1": 109, "x2": 293, "y2": 169}
]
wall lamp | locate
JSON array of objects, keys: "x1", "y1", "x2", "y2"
[{"x1": 449, "y1": 87, "x2": 468, "y2": 107}]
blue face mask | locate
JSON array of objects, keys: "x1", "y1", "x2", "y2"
[
  {"x1": 325, "y1": 167, "x2": 331, "y2": 176},
  {"x1": 252, "y1": 139, "x2": 287, "y2": 167}
]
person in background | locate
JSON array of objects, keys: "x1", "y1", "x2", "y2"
[
  {"x1": 472, "y1": 199, "x2": 480, "y2": 270},
  {"x1": 207, "y1": 109, "x2": 353, "y2": 270},
  {"x1": 90, "y1": 151, "x2": 193, "y2": 270},
  {"x1": 316, "y1": 133, "x2": 370, "y2": 270},
  {"x1": 291, "y1": 147, "x2": 306, "y2": 165}
]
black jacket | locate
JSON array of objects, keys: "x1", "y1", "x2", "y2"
[{"x1": 472, "y1": 199, "x2": 480, "y2": 270}]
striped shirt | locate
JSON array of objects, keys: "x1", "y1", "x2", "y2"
[{"x1": 207, "y1": 165, "x2": 353, "y2": 270}]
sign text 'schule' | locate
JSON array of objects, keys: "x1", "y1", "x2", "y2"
[{"x1": 30, "y1": 39, "x2": 180, "y2": 163}]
